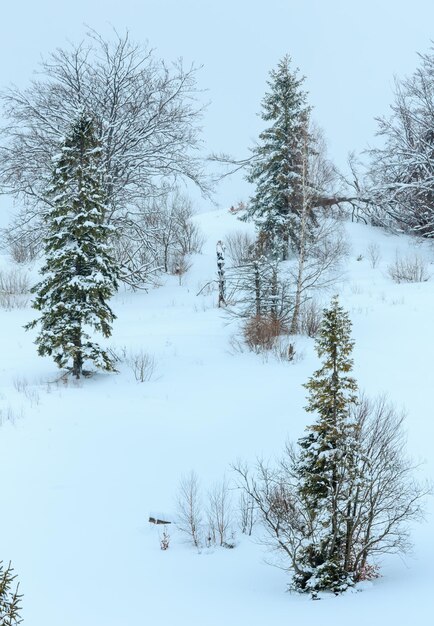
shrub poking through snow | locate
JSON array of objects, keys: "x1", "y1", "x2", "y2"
[
  {"x1": 126, "y1": 350, "x2": 156, "y2": 383},
  {"x1": 387, "y1": 253, "x2": 430, "y2": 283},
  {"x1": 243, "y1": 315, "x2": 287, "y2": 351},
  {"x1": 159, "y1": 527, "x2": 170, "y2": 551},
  {"x1": 0, "y1": 269, "x2": 30, "y2": 310}
]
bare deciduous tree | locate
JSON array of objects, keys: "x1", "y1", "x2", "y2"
[
  {"x1": 176, "y1": 471, "x2": 203, "y2": 548},
  {"x1": 289, "y1": 123, "x2": 348, "y2": 334},
  {"x1": 238, "y1": 491, "x2": 256, "y2": 536},
  {"x1": 224, "y1": 230, "x2": 256, "y2": 267},
  {"x1": 206, "y1": 477, "x2": 234, "y2": 547},
  {"x1": 366, "y1": 47, "x2": 434, "y2": 237},
  {"x1": 0, "y1": 30, "x2": 208, "y2": 287}
]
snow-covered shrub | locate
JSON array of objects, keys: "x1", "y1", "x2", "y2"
[
  {"x1": 366, "y1": 242, "x2": 382, "y2": 268},
  {"x1": 0, "y1": 268, "x2": 30, "y2": 309},
  {"x1": 159, "y1": 526, "x2": 170, "y2": 551},
  {"x1": 4, "y1": 230, "x2": 40, "y2": 264},
  {"x1": 243, "y1": 315, "x2": 287, "y2": 351},
  {"x1": 12, "y1": 376, "x2": 40, "y2": 407},
  {"x1": 387, "y1": 253, "x2": 430, "y2": 283},
  {"x1": 270, "y1": 337, "x2": 297, "y2": 363},
  {"x1": 171, "y1": 253, "x2": 192, "y2": 285},
  {"x1": 126, "y1": 350, "x2": 156, "y2": 383},
  {"x1": 298, "y1": 299, "x2": 323, "y2": 338},
  {"x1": 0, "y1": 405, "x2": 24, "y2": 427},
  {"x1": 173, "y1": 208, "x2": 205, "y2": 257},
  {"x1": 225, "y1": 230, "x2": 256, "y2": 267}
]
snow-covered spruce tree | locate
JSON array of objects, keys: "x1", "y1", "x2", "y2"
[
  {"x1": 294, "y1": 295, "x2": 359, "y2": 594},
  {"x1": 234, "y1": 299, "x2": 427, "y2": 595},
  {"x1": 26, "y1": 114, "x2": 119, "y2": 378},
  {"x1": 244, "y1": 55, "x2": 315, "y2": 258},
  {"x1": 0, "y1": 561, "x2": 22, "y2": 624}
]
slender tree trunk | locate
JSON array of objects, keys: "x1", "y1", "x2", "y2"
[
  {"x1": 254, "y1": 260, "x2": 262, "y2": 316},
  {"x1": 216, "y1": 240, "x2": 226, "y2": 307},
  {"x1": 72, "y1": 327, "x2": 83, "y2": 378},
  {"x1": 270, "y1": 264, "x2": 278, "y2": 319},
  {"x1": 290, "y1": 125, "x2": 309, "y2": 334}
]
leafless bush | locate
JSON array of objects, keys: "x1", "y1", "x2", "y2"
[
  {"x1": 387, "y1": 253, "x2": 430, "y2": 283},
  {"x1": 289, "y1": 217, "x2": 348, "y2": 333},
  {"x1": 225, "y1": 231, "x2": 256, "y2": 266},
  {"x1": 171, "y1": 253, "x2": 192, "y2": 285},
  {"x1": 175, "y1": 212, "x2": 205, "y2": 256},
  {"x1": 176, "y1": 471, "x2": 203, "y2": 548},
  {"x1": 0, "y1": 405, "x2": 24, "y2": 426},
  {"x1": 143, "y1": 193, "x2": 205, "y2": 275},
  {"x1": 0, "y1": 268, "x2": 30, "y2": 309},
  {"x1": 298, "y1": 299, "x2": 323, "y2": 338},
  {"x1": 159, "y1": 526, "x2": 170, "y2": 550},
  {"x1": 239, "y1": 491, "x2": 256, "y2": 536},
  {"x1": 367, "y1": 242, "x2": 382, "y2": 268},
  {"x1": 111, "y1": 226, "x2": 162, "y2": 290},
  {"x1": 206, "y1": 478, "x2": 235, "y2": 548},
  {"x1": 243, "y1": 315, "x2": 287, "y2": 351},
  {"x1": 126, "y1": 350, "x2": 156, "y2": 383},
  {"x1": 270, "y1": 337, "x2": 298, "y2": 363},
  {"x1": 4, "y1": 230, "x2": 40, "y2": 264},
  {"x1": 12, "y1": 376, "x2": 40, "y2": 407},
  {"x1": 227, "y1": 334, "x2": 246, "y2": 355}
]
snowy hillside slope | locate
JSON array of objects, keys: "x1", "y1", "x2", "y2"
[{"x1": 0, "y1": 209, "x2": 432, "y2": 624}]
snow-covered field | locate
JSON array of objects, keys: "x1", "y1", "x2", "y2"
[{"x1": 0, "y1": 209, "x2": 433, "y2": 624}]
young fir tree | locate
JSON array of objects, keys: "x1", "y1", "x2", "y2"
[
  {"x1": 294, "y1": 295, "x2": 359, "y2": 595},
  {"x1": 26, "y1": 114, "x2": 119, "y2": 378},
  {"x1": 244, "y1": 55, "x2": 314, "y2": 258}
]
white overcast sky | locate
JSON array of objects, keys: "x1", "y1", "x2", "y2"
[{"x1": 1, "y1": 0, "x2": 434, "y2": 210}]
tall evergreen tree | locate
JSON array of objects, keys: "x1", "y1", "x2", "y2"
[
  {"x1": 294, "y1": 295, "x2": 359, "y2": 594},
  {"x1": 244, "y1": 55, "x2": 314, "y2": 258},
  {"x1": 26, "y1": 114, "x2": 119, "y2": 378}
]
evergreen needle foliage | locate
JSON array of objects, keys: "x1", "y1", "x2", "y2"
[
  {"x1": 295, "y1": 295, "x2": 359, "y2": 593},
  {"x1": 26, "y1": 114, "x2": 119, "y2": 378},
  {"x1": 244, "y1": 55, "x2": 316, "y2": 258},
  {"x1": 235, "y1": 295, "x2": 427, "y2": 597},
  {"x1": 0, "y1": 561, "x2": 22, "y2": 625}
]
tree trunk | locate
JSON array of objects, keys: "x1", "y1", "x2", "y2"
[
  {"x1": 289, "y1": 122, "x2": 309, "y2": 335},
  {"x1": 254, "y1": 261, "x2": 262, "y2": 316},
  {"x1": 72, "y1": 327, "x2": 83, "y2": 378},
  {"x1": 216, "y1": 240, "x2": 226, "y2": 307}
]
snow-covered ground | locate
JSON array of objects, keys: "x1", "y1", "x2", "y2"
[{"x1": 0, "y1": 209, "x2": 433, "y2": 624}]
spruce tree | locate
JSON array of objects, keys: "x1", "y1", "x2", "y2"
[
  {"x1": 244, "y1": 55, "x2": 314, "y2": 258},
  {"x1": 26, "y1": 114, "x2": 119, "y2": 378},
  {"x1": 294, "y1": 295, "x2": 359, "y2": 595}
]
